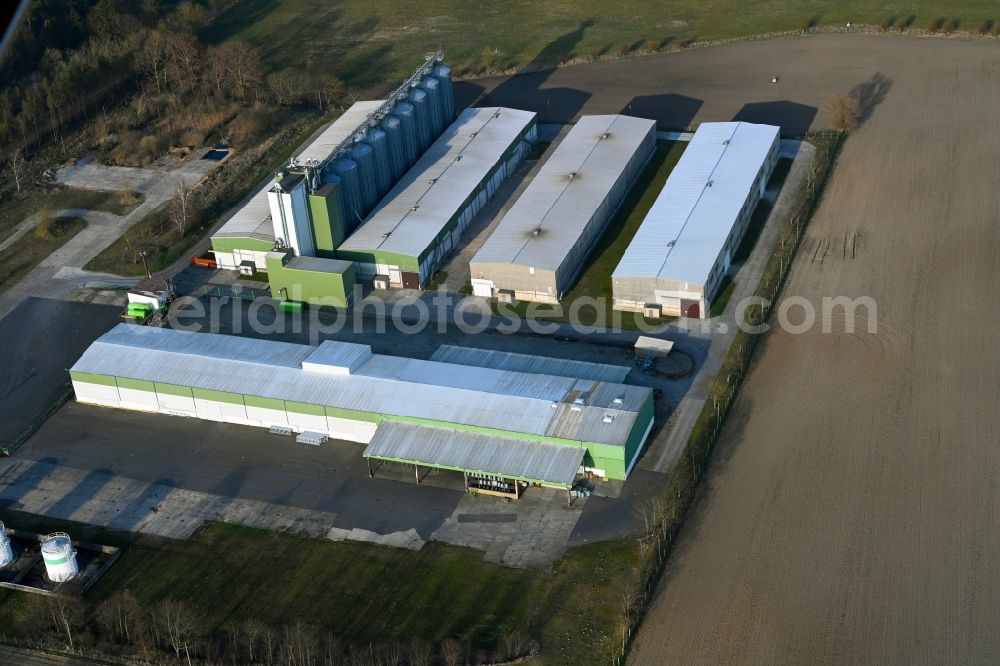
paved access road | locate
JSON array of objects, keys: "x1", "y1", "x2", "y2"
[{"x1": 626, "y1": 34, "x2": 1000, "y2": 665}]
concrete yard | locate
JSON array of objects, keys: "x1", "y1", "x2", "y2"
[
  {"x1": 0, "y1": 298, "x2": 122, "y2": 446},
  {"x1": 2, "y1": 401, "x2": 620, "y2": 567}
]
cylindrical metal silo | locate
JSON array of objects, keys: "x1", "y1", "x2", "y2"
[
  {"x1": 0, "y1": 521, "x2": 13, "y2": 568},
  {"x1": 420, "y1": 77, "x2": 445, "y2": 138},
  {"x1": 380, "y1": 114, "x2": 407, "y2": 183},
  {"x1": 41, "y1": 533, "x2": 78, "y2": 583},
  {"x1": 363, "y1": 127, "x2": 392, "y2": 199},
  {"x1": 350, "y1": 141, "x2": 378, "y2": 214},
  {"x1": 391, "y1": 101, "x2": 419, "y2": 168},
  {"x1": 332, "y1": 157, "x2": 364, "y2": 229},
  {"x1": 408, "y1": 86, "x2": 431, "y2": 153},
  {"x1": 434, "y1": 64, "x2": 456, "y2": 123}
]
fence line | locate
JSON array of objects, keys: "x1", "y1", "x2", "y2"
[{"x1": 610, "y1": 131, "x2": 843, "y2": 665}]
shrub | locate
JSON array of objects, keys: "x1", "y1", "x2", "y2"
[
  {"x1": 34, "y1": 210, "x2": 55, "y2": 240},
  {"x1": 138, "y1": 134, "x2": 162, "y2": 160},
  {"x1": 879, "y1": 16, "x2": 897, "y2": 31},
  {"x1": 944, "y1": 18, "x2": 959, "y2": 33},
  {"x1": 978, "y1": 20, "x2": 994, "y2": 34},
  {"x1": 927, "y1": 18, "x2": 945, "y2": 32},
  {"x1": 180, "y1": 130, "x2": 205, "y2": 147},
  {"x1": 617, "y1": 43, "x2": 631, "y2": 57}
]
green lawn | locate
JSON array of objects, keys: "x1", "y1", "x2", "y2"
[
  {"x1": 0, "y1": 216, "x2": 87, "y2": 293},
  {"x1": 0, "y1": 515, "x2": 638, "y2": 663},
  {"x1": 203, "y1": 0, "x2": 1000, "y2": 88},
  {"x1": 0, "y1": 187, "x2": 142, "y2": 243}
]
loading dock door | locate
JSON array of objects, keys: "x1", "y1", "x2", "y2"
[
  {"x1": 402, "y1": 272, "x2": 420, "y2": 289},
  {"x1": 681, "y1": 299, "x2": 701, "y2": 319}
]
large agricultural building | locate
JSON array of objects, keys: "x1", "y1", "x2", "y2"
[
  {"x1": 612, "y1": 122, "x2": 780, "y2": 318},
  {"x1": 70, "y1": 326, "x2": 653, "y2": 486},
  {"x1": 469, "y1": 115, "x2": 656, "y2": 303},
  {"x1": 337, "y1": 107, "x2": 537, "y2": 289},
  {"x1": 210, "y1": 56, "x2": 456, "y2": 273}
]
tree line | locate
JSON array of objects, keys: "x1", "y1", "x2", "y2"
[{"x1": 18, "y1": 590, "x2": 536, "y2": 666}]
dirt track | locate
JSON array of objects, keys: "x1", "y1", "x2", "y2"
[{"x1": 522, "y1": 34, "x2": 1000, "y2": 664}]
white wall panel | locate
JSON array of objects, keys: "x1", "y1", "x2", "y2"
[
  {"x1": 245, "y1": 405, "x2": 288, "y2": 426},
  {"x1": 117, "y1": 387, "x2": 158, "y2": 411},
  {"x1": 73, "y1": 381, "x2": 120, "y2": 405}
]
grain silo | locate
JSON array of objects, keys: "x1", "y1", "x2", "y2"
[
  {"x1": 0, "y1": 521, "x2": 13, "y2": 568},
  {"x1": 380, "y1": 115, "x2": 407, "y2": 182},
  {"x1": 433, "y1": 65, "x2": 455, "y2": 123},
  {"x1": 350, "y1": 140, "x2": 378, "y2": 213},
  {"x1": 420, "y1": 77, "x2": 445, "y2": 137},
  {"x1": 332, "y1": 157, "x2": 364, "y2": 231},
  {"x1": 41, "y1": 533, "x2": 78, "y2": 583},
  {"x1": 390, "y1": 101, "x2": 419, "y2": 166},
  {"x1": 408, "y1": 86, "x2": 431, "y2": 152},
  {"x1": 364, "y1": 127, "x2": 393, "y2": 198}
]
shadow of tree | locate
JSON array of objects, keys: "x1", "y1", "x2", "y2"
[{"x1": 849, "y1": 72, "x2": 892, "y2": 123}]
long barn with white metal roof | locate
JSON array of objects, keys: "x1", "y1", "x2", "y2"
[
  {"x1": 337, "y1": 107, "x2": 537, "y2": 289},
  {"x1": 612, "y1": 122, "x2": 780, "y2": 319},
  {"x1": 70, "y1": 325, "x2": 652, "y2": 486},
  {"x1": 469, "y1": 115, "x2": 655, "y2": 303}
]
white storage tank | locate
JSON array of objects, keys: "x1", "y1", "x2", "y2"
[
  {"x1": 0, "y1": 521, "x2": 13, "y2": 568},
  {"x1": 41, "y1": 533, "x2": 79, "y2": 583}
]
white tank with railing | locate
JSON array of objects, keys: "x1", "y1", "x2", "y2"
[
  {"x1": 41, "y1": 532, "x2": 78, "y2": 582},
  {"x1": 0, "y1": 521, "x2": 13, "y2": 568}
]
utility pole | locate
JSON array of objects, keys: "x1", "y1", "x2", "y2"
[{"x1": 140, "y1": 251, "x2": 151, "y2": 279}]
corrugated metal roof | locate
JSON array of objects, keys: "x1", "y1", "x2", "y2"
[
  {"x1": 294, "y1": 100, "x2": 386, "y2": 165},
  {"x1": 364, "y1": 421, "x2": 584, "y2": 487},
  {"x1": 613, "y1": 122, "x2": 779, "y2": 286},
  {"x1": 213, "y1": 101, "x2": 386, "y2": 241},
  {"x1": 338, "y1": 107, "x2": 536, "y2": 259},
  {"x1": 430, "y1": 345, "x2": 630, "y2": 383},
  {"x1": 212, "y1": 188, "x2": 274, "y2": 240},
  {"x1": 471, "y1": 115, "x2": 655, "y2": 271},
  {"x1": 71, "y1": 326, "x2": 648, "y2": 447},
  {"x1": 286, "y1": 256, "x2": 353, "y2": 274}
]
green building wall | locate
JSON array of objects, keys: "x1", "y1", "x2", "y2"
[
  {"x1": 308, "y1": 184, "x2": 347, "y2": 259},
  {"x1": 265, "y1": 252, "x2": 356, "y2": 308}
]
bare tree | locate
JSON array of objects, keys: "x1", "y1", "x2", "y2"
[
  {"x1": 440, "y1": 637, "x2": 466, "y2": 666},
  {"x1": 137, "y1": 30, "x2": 171, "y2": 94},
  {"x1": 9, "y1": 148, "x2": 26, "y2": 192},
  {"x1": 261, "y1": 622, "x2": 278, "y2": 665},
  {"x1": 154, "y1": 599, "x2": 202, "y2": 665},
  {"x1": 407, "y1": 637, "x2": 434, "y2": 666},
  {"x1": 283, "y1": 619, "x2": 319, "y2": 666},
  {"x1": 169, "y1": 180, "x2": 196, "y2": 237},
  {"x1": 243, "y1": 617, "x2": 265, "y2": 663},
  {"x1": 95, "y1": 590, "x2": 142, "y2": 644},
  {"x1": 31, "y1": 594, "x2": 84, "y2": 650},
  {"x1": 165, "y1": 33, "x2": 202, "y2": 93},
  {"x1": 823, "y1": 92, "x2": 861, "y2": 132},
  {"x1": 219, "y1": 41, "x2": 263, "y2": 102}
]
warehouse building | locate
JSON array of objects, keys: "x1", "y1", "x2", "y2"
[
  {"x1": 469, "y1": 115, "x2": 656, "y2": 303},
  {"x1": 70, "y1": 326, "x2": 654, "y2": 486},
  {"x1": 612, "y1": 122, "x2": 780, "y2": 318},
  {"x1": 210, "y1": 56, "x2": 456, "y2": 272},
  {"x1": 337, "y1": 107, "x2": 537, "y2": 289}
]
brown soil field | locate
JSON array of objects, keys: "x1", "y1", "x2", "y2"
[{"x1": 582, "y1": 34, "x2": 1000, "y2": 665}]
